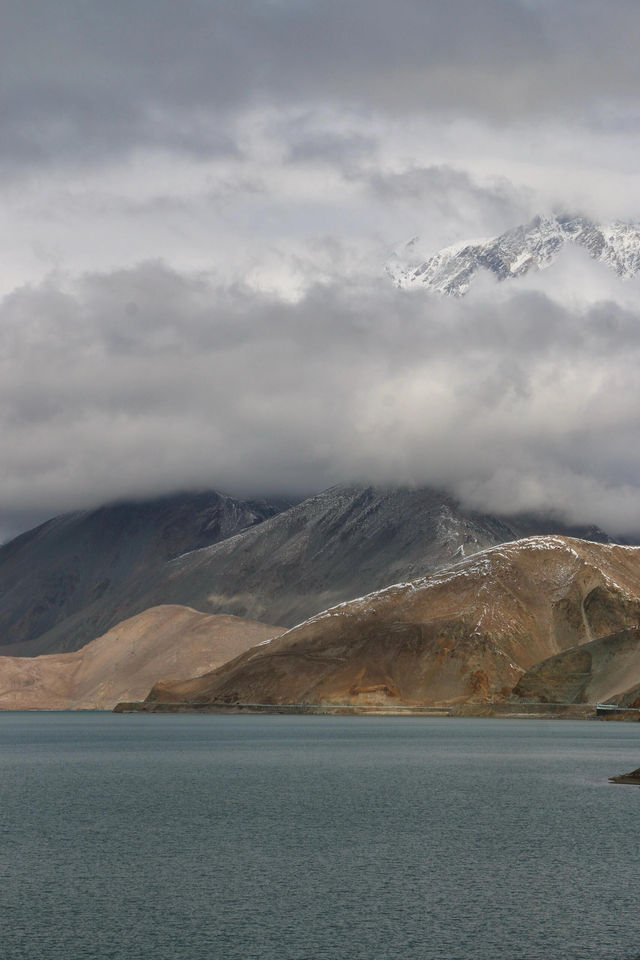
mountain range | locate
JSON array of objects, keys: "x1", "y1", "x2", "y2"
[
  {"x1": 1, "y1": 483, "x2": 639, "y2": 713},
  {"x1": 387, "y1": 214, "x2": 640, "y2": 295},
  {"x1": 0, "y1": 484, "x2": 613, "y2": 657}
]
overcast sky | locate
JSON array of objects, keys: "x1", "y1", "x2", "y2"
[{"x1": 3, "y1": 0, "x2": 640, "y2": 540}]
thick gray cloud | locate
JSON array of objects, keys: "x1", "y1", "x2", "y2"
[
  {"x1": 2, "y1": 259, "x2": 640, "y2": 539},
  {"x1": 3, "y1": 0, "x2": 640, "y2": 169},
  {"x1": 2, "y1": 1, "x2": 639, "y2": 290},
  {"x1": 2, "y1": 1, "x2": 640, "y2": 542}
]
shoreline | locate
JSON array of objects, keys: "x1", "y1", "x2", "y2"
[{"x1": 113, "y1": 700, "x2": 602, "y2": 720}]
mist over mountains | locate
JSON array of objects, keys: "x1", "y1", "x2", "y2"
[
  {"x1": 3, "y1": 481, "x2": 640, "y2": 714},
  {"x1": 4, "y1": 0, "x2": 640, "y2": 548},
  {"x1": 3, "y1": 250, "x2": 640, "y2": 542},
  {"x1": 3, "y1": 2, "x2": 640, "y2": 715},
  {"x1": 5, "y1": 16, "x2": 640, "y2": 960}
]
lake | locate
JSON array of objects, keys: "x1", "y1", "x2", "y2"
[{"x1": 1, "y1": 713, "x2": 639, "y2": 960}]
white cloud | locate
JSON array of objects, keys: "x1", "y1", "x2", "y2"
[
  {"x1": 2, "y1": 1, "x2": 640, "y2": 539},
  {"x1": 1, "y1": 259, "x2": 640, "y2": 537}
]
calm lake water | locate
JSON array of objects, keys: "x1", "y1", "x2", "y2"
[{"x1": 1, "y1": 713, "x2": 639, "y2": 960}]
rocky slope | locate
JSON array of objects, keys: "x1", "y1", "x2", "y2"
[
  {"x1": 609, "y1": 683, "x2": 640, "y2": 709},
  {"x1": 0, "y1": 605, "x2": 283, "y2": 710},
  {"x1": 0, "y1": 483, "x2": 614, "y2": 657},
  {"x1": 144, "y1": 537, "x2": 640, "y2": 708},
  {"x1": 388, "y1": 215, "x2": 640, "y2": 295},
  {"x1": 514, "y1": 625, "x2": 640, "y2": 705},
  {"x1": 0, "y1": 490, "x2": 289, "y2": 656},
  {"x1": 129, "y1": 485, "x2": 612, "y2": 633},
  {"x1": 610, "y1": 767, "x2": 640, "y2": 784}
]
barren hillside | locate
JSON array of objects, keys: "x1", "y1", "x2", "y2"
[
  {"x1": 0, "y1": 605, "x2": 283, "y2": 709},
  {"x1": 146, "y1": 537, "x2": 640, "y2": 708},
  {"x1": 514, "y1": 625, "x2": 640, "y2": 704}
]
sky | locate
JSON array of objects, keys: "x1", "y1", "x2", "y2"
[{"x1": 3, "y1": 0, "x2": 640, "y2": 540}]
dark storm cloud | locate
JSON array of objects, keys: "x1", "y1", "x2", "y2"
[
  {"x1": 3, "y1": 0, "x2": 640, "y2": 168},
  {"x1": 2, "y1": 262, "x2": 640, "y2": 537}
]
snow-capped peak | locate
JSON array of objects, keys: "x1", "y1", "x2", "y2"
[{"x1": 387, "y1": 214, "x2": 640, "y2": 296}]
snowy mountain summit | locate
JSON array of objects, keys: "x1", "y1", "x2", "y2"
[{"x1": 387, "y1": 214, "x2": 640, "y2": 296}]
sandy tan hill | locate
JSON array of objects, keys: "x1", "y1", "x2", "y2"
[
  {"x1": 514, "y1": 625, "x2": 640, "y2": 705},
  {"x1": 145, "y1": 537, "x2": 640, "y2": 708},
  {"x1": 0, "y1": 605, "x2": 283, "y2": 710}
]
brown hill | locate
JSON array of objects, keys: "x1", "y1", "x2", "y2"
[
  {"x1": 610, "y1": 682, "x2": 640, "y2": 708},
  {"x1": 0, "y1": 605, "x2": 283, "y2": 710},
  {"x1": 145, "y1": 537, "x2": 640, "y2": 708},
  {"x1": 514, "y1": 625, "x2": 640, "y2": 704}
]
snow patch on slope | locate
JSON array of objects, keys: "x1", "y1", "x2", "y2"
[
  {"x1": 388, "y1": 215, "x2": 640, "y2": 295},
  {"x1": 292, "y1": 535, "x2": 640, "y2": 633}
]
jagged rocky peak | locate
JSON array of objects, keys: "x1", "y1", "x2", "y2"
[{"x1": 387, "y1": 214, "x2": 640, "y2": 295}]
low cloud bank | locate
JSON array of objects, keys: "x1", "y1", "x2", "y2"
[{"x1": 2, "y1": 257, "x2": 640, "y2": 539}]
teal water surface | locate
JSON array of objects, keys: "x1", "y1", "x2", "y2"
[{"x1": 1, "y1": 713, "x2": 639, "y2": 960}]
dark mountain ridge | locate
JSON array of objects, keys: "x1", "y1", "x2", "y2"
[
  {"x1": 0, "y1": 482, "x2": 618, "y2": 658},
  {"x1": 141, "y1": 484, "x2": 616, "y2": 627},
  {"x1": 0, "y1": 490, "x2": 290, "y2": 656}
]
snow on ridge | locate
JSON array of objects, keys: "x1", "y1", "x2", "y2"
[
  {"x1": 251, "y1": 533, "x2": 640, "y2": 651},
  {"x1": 287, "y1": 534, "x2": 614, "y2": 633},
  {"x1": 388, "y1": 214, "x2": 640, "y2": 295}
]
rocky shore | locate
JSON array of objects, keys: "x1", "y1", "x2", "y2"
[
  {"x1": 609, "y1": 767, "x2": 640, "y2": 785},
  {"x1": 113, "y1": 700, "x2": 596, "y2": 719}
]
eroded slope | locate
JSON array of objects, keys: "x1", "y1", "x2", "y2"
[
  {"x1": 146, "y1": 537, "x2": 640, "y2": 708},
  {"x1": 514, "y1": 626, "x2": 640, "y2": 704}
]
